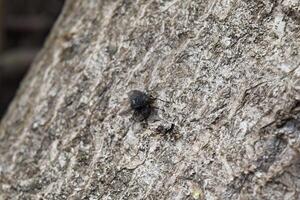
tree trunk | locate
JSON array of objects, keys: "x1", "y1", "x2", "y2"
[{"x1": 1, "y1": 0, "x2": 300, "y2": 199}]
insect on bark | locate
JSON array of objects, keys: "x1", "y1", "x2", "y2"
[{"x1": 128, "y1": 90, "x2": 155, "y2": 121}]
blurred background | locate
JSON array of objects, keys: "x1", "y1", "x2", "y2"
[{"x1": 0, "y1": 0, "x2": 65, "y2": 119}]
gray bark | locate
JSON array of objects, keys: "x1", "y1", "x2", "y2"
[{"x1": 1, "y1": 0, "x2": 300, "y2": 199}]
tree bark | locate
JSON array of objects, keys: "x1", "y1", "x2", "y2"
[{"x1": 1, "y1": 0, "x2": 300, "y2": 199}]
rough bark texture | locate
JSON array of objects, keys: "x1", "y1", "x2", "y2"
[{"x1": 1, "y1": 0, "x2": 300, "y2": 199}]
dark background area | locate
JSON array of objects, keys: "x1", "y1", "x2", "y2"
[{"x1": 0, "y1": 0, "x2": 65, "y2": 118}]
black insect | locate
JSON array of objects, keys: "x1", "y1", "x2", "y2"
[{"x1": 128, "y1": 90, "x2": 155, "y2": 121}]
